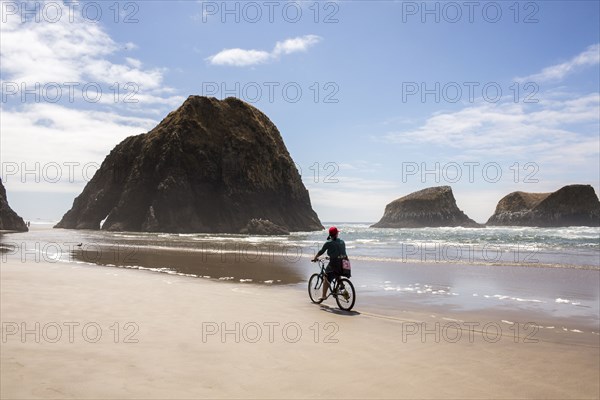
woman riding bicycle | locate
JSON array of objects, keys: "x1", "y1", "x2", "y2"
[{"x1": 312, "y1": 226, "x2": 347, "y2": 301}]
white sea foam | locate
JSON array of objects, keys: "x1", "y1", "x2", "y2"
[
  {"x1": 479, "y1": 293, "x2": 543, "y2": 303},
  {"x1": 555, "y1": 298, "x2": 583, "y2": 306},
  {"x1": 513, "y1": 297, "x2": 543, "y2": 303}
]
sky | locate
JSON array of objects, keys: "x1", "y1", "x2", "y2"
[{"x1": 1, "y1": 0, "x2": 599, "y2": 224}]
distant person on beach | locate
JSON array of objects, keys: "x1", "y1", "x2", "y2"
[{"x1": 312, "y1": 226, "x2": 347, "y2": 301}]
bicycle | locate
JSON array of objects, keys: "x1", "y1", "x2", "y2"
[{"x1": 308, "y1": 257, "x2": 356, "y2": 311}]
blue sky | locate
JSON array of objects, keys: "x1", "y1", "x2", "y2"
[{"x1": 1, "y1": 0, "x2": 599, "y2": 223}]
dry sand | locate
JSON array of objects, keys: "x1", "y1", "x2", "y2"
[{"x1": 1, "y1": 260, "x2": 599, "y2": 399}]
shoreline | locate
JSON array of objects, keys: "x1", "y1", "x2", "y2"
[
  {"x1": 2, "y1": 237, "x2": 599, "y2": 334},
  {"x1": 4, "y1": 224, "x2": 599, "y2": 271}
]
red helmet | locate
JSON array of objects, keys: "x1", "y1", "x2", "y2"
[{"x1": 328, "y1": 226, "x2": 339, "y2": 236}]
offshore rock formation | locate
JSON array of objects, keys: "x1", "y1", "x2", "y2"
[
  {"x1": 240, "y1": 218, "x2": 290, "y2": 235},
  {"x1": 487, "y1": 184, "x2": 600, "y2": 227},
  {"x1": 0, "y1": 179, "x2": 28, "y2": 232},
  {"x1": 55, "y1": 96, "x2": 322, "y2": 233},
  {"x1": 371, "y1": 186, "x2": 481, "y2": 228}
]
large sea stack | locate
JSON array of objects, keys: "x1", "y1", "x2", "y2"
[
  {"x1": 371, "y1": 186, "x2": 480, "y2": 228},
  {"x1": 486, "y1": 184, "x2": 600, "y2": 227},
  {"x1": 0, "y1": 179, "x2": 28, "y2": 232},
  {"x1": 55, "y1": 96, "x2": 322, "y2": 233}
]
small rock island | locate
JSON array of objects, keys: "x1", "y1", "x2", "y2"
[
  {"x1": 486, "y1": 184, "x2": 600, "y2": 227},
  {"x1": 371, "y1": 186, "x2": 481, "y2": 228}
]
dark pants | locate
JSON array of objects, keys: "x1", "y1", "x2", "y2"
[{"x1": 325, "y1": 258, "x2": 343, "y2": 283}]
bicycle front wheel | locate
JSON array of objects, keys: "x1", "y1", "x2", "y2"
[
  {"x1": 308, "y1": 273, "x2": 324, "y2": 304},
  {"x1": 335, "y1": 278, "x2": 356, "y2": 311}
]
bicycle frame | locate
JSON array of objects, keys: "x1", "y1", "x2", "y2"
[{"x1": 313, "y1": 258, "x2": 342, "y2": 299}]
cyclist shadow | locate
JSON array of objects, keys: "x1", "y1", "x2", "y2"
[{"x1": 317, "y1": 304, "x2": 360, "y2": 316}]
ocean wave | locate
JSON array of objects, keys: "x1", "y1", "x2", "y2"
[{"x1": 22, "y1": 223, "x2": 597, "y2": 269}]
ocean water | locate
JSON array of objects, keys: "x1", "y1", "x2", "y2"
[
  {"x1": 320, "y1": 223, "x2": 600, "y2": 268},
  {"x1": 1, "y1": 222, "x2": 598, "y2": 274},
  {"x1": 10, "y1": 222, "x2": 597, "y2": 267}
]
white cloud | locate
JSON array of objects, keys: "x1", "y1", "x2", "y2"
[
  {"x1": 1, "y1": 103, "x2": 156, "y2": 161},
  {"x1": 1, "y1": 103, "x2": 157, "y2": 193},
  {"x1": 0, "y1": 1, "x2": 183, "y2": 195},
  {"x1": 206, "y1": 35, "x2": 322, "y2": 67},
  {"x1": 0, "y1": 0, "x2": 178, "y2": 106},
  {"x1": 273, "y1": 35, "x2": 321, "y2": 56},
  {"x1": 206, "y1": 48, "x2": 271, "y2": 67},
  {"x1": 517, "y1": 43, "x2": 600, "y2": 83},
  {"x1": 125, "y1": 57, "x2": 143, "y2": 69},
  {"x1": 384, "y1": 93, "x2": 599, "y2": 162}
]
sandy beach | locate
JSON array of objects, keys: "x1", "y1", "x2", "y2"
[{"x1": 1, "y1": 257, "x2": 598, "y2": 399}]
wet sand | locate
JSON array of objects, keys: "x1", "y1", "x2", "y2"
[
  {"x1": 1, "y1": 259, "x2": 599, "y2": 399},
  {"x1": 71, "y1": 244, "x2": 307, "y2": 284},
  {"x1": 68, "y1": 244, "x2": 600, "y2": 336}
]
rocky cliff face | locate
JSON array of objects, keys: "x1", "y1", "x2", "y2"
[
  {"x1": 0, "y1": 179, "x2": 28, "y2": 232},
  {"x1": 487, "y1": 185, "x2": 600, "y2": 226},
  {"x1": 371, "y1": 186, "x2": 480, "y2": 228},
  {"x1": 55, "y1": 96, "x2": 322, "y2": 233}
]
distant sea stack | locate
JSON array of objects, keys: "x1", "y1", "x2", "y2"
[
  {"x1": 55, "y1": 96, "x2": 322, "y2": 233},
  {"x1": 0, "y1": 179, "x2": 28, "y2": 232},
  {"x1": 371, "y1": 186, "x2": 481, "y2": 228},
  {"x1": 487, "y1": 184, "x2": 600, "y2": 227}
]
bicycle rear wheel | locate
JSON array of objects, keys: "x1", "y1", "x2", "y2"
[
  {"x1": 334, "y1": 278, "x2": 356, "y2": 311},
  {"x1": 308, "y1": 273, "x2": 324, "y2": 304}
]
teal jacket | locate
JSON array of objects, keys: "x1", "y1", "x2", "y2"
[{"x1": 316, "y1": 238, "x2": 347, "y2": 260}]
